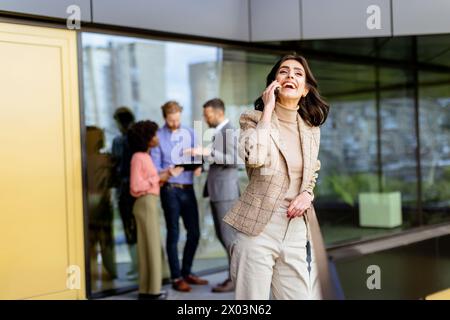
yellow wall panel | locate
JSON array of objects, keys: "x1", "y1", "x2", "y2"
[{"x1": 0, "y1": 22, "x2": 85, "y2": 300}]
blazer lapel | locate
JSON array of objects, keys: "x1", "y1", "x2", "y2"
[{"x1": 269, "y1": 111, "x2": 288, "y2": 165}]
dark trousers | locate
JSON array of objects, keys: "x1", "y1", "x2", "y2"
[{"x1": 160, "y1": 184, "x2": 200, "y2": 280}]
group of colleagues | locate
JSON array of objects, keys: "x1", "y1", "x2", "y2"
[
  {"x1": 102, "y1": 53, "x2": 336, "y2": 300},
  {"x1": 114, "y1": 98, "x2": 239, "y2": 300}
]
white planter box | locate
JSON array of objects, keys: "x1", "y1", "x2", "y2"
[{"x1": 358, "y1": 192, "x2": 402, "y2": 228}]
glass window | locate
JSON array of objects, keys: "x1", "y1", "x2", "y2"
[
  {"x1": 379, "y1": 67, "x2": 417, "y2": 224},
  {"x1": 83, "y1": 33, "x2": 224, "y2": 294},
  {"x1": 419, "y1": 71, "x2": 450, "y2": 225},
  {"x1": 81, "y1": 32, "x2": 450, "y2": 295},
  {"x1": 307, "y1": 38, "x2": 420, "y2": 245},
  {"x1": 311, "y1": 59, "x2": 387, "y2": 245},
  {"x1": 418, "y1": 34, "x2": 450, "y2": 226},
  {"x1": 81, "y1": 32, "x2": 278, "y2": 295}
]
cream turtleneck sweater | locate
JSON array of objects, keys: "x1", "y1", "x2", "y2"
[{"x1": 274, "y1": 102, "x2": 303, "y2": 206}]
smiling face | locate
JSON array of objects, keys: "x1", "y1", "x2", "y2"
[{"x1": 275, "y1": 59, "x2": 309, "y2": 104}]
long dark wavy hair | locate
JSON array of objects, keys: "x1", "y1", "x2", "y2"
[{"x1": 254, "y1": 53, "x2": 329, "y2": 127}]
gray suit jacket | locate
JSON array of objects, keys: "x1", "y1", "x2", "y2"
[{"x1": 203, "y1": 121, "x2": 240, "y2": 202}]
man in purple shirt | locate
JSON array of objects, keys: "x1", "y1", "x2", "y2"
[{"x1": 151, "y1": 101, "x2": 208, "y2": 292}]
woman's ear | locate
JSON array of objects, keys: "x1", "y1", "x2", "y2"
[{"x1": 303, "y1": 88, "x2": 309, "y2": 97}]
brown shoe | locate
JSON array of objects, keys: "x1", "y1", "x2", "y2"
[
  {"x1": 184, "y1": 274, "x2": 209, "y2": 285},
  {"x1": 212, "y1": 278, "x2": 234, "y2": 293},
  {"x1": 172, "y1": 279, "x2": 192, "y2": 292}
]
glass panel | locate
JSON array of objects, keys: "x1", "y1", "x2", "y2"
[
  {"x1": 377, "y1": 37, "x2": 414, "y2": 61},
  {"x1": 81, "y1": 32, "x2": 278, "y2": 294},
  {"x1": 311, "y1": 59, "x2": 385, "y2": 245},
  {"x1": 418, "y1": 34, "x2": 450, "y2": 67},
  {"x1": 299, "y1": 38, "x2": 377, "y2": 57},
  {"x1": 418, "y1": 34, "x2": 450, "y2": 225},
  {"x1": 310, "y1": 42, "x2": 418, "y2": 245},
  {"x1": 81, "y1": 31, "x2": 450, "y2": 295},
  {"x1": 82, "y1": 33, "x2": 222, "y2": 294},
  {"x1": 379, "y1": 67, "x2": 417, "y2": 226},
  {"x1": 419, "y1": 71, "x2": 450, "y2": 225}
]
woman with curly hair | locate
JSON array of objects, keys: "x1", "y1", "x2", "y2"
[{"x1": 128, "y1": 120, "x2": 171, "y2": 300}]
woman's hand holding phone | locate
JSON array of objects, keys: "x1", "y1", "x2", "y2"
[{"x1": 261, "y1": 80, "x2": 281, "y2": 122}]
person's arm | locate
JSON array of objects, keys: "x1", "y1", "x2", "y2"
[
  {"x1": 189, "y1": 127, "x2": 202, "y2": 164},
  {"x1": 150, "y1": 135, "x2": 163, "y2": 173},
  {"x1": 304, "y1": 127, "x2": 321, "y2": 201},
  {"x1": 238, "y1": 80, "x2": 279, "y2": 168},
  {"x1": 303, "y1": 159, "x2": 321, "y2": 202},
  {"x1": 148, "y1": 171, "x2": 160, "y2": 187},
  {"x1": 208, "y1": 127, "x2": 238, "y2": 166},
  {"x1": 130, "y1": 155, "x2": 151, "y2": 195},
  {"x1": 147, "y1": 156, "x2": 161, "y2": 187},
  {"x1": 238, "y1": 111, "x2": 271, "y2": 168}
]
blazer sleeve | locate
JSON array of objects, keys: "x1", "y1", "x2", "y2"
[
  {"x1": 238, "y1": 111, "x2": 271, "y2": 168},
  {"x1": 304, "y1": 159, "x2": 321, "y2": 201},
  {"x1": 304, "y1": 127, "x2": 321, "y2": 201}
]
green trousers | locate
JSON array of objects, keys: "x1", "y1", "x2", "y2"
[{"x1": 132, "y1": 194, "x2": 162, "y2": 294}]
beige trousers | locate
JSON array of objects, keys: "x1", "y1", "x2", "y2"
[
  {"x1": 133, "y1": 194, "x2": 162, "y2": 295},
  {"x1": 230, "y1": 203, "x2": 322, "y2": 300}
]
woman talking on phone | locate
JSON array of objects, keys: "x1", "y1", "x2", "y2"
[{"x1": 224, "y1": 53, "x2": 336, "y2": 300}]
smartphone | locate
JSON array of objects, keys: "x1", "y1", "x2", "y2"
[
  {"x1": 274, "y1": 87, "x2": 280, "y2": 97},
  {"x1": 174, "y1": 163, "x2": 202, "y2": 171}
]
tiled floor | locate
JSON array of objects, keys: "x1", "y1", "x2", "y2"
[{"x1": 101, "y1": 271, "x2": 234, "y2": 300}]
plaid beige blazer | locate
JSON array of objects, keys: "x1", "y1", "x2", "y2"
[
  {"x1": 223, "y1": 109, "x2": 338, "y2": 299},
  {"x1": 223, "y1": 109, "x2": 321, "y2": 236}
]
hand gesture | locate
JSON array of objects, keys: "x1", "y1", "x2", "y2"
[
  {"x1": 287, "y1": 191, "x2": 313, "y2": 219},
  {"x1": 193, "y1": 166, "x2": 202, "y2": 177},
  {"x1": 169, "y1": 166, "x2": 184, "y2": 177},
  {"x1": 261, "y1": 80, "x2": 281, "y2": 116}
]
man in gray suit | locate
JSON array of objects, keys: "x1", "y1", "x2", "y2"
[{"x1": 189, "y1": 98, "x2": 240, "y2": 292}]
